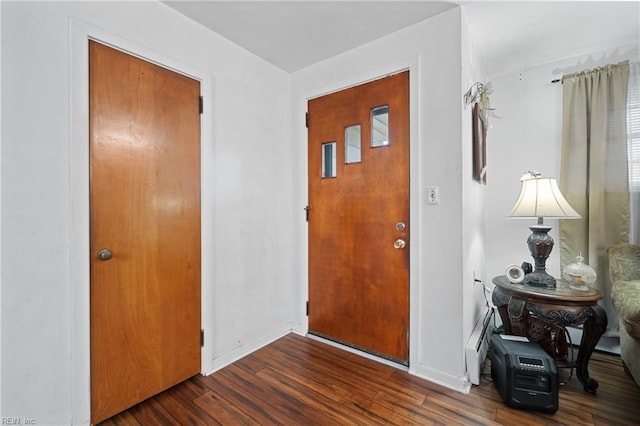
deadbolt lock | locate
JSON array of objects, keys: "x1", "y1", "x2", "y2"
[{"x1": 393, "y1": 239, "x2": 406, "y2": 249}]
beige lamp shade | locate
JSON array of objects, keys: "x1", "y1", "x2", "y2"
[
  {"x1": 509, "y1": 176, "x2": 581, "y2": 222},
  {"x1": 507, "y1": 175, "x2": 581, "y2": 289}
]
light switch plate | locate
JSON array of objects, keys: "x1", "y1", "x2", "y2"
[{"x1": 426, "y1": 186, "x2": 439, "y2": 205}]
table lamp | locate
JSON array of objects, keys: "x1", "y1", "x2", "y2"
[{"x1": 508, "y1": 172, "x2": 581, "y2": 288}]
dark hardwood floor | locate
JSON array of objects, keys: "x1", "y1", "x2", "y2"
[{"x1": 101, "y1": 333, "x2": 640, "y2": 425}]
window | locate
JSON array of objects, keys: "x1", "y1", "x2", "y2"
[
  {"x1": 322, "y1": 142, "x2": 337, "y2": 178},
  {"x1": 371, "y1": 106, "x2": 389, "y2": 147},
  {"x1": 345, "y1": 125, "x2": 361, "y2": 163}
]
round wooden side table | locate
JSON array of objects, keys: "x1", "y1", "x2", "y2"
[{"x1": 491, "y1": 275, "x2": 607, "y2": 393}]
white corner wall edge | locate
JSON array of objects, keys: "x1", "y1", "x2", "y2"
[
  {"x1": 0, "y1": 1, "x2": 3, "y2": 417},
  {"x1": 205, "y1": 324, "x2": 294, "y2": 376},
  {"x1": 290, "y1": 323, "x2": 307, "y2": 337},
  {"x1": 0, "y1": 2, "x2": 2, "y2": 415},
  {"x1": 409, "y1": 364, "x2": 471, "y2": 394}
]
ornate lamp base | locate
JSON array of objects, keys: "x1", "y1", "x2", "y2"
[
  {"x1": 524, "y1": 225, "x2": 557, "y2": 289},
  {"x1": 523, "y1": 270, "x2": 556, "y2": 288}
]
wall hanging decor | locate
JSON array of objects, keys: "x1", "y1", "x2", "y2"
[
  {"x1": 472, "y1": 102, "x2": 487, "y2": 184},
  {"x1": 465, "y1": 81, "x2": 496, "y2": 184}
]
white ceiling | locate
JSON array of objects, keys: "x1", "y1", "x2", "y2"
[
  {"x1": 163, "y1": 1, "x2": 640, "y2": 76},
  {"x1": 463, "y1": 1, "x2": 640, "y2": 77}
]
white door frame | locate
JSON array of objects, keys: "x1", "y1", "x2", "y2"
[{"x1": 69, "y1": 19, "x2": 216, "y2": 424}]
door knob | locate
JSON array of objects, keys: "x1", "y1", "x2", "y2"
[
  {"x1": 97, "y1": 248, "x2": 113, "y2": 261},
  {"x1": 393, "y1": 239, "x2": 406, "y2": 249}
]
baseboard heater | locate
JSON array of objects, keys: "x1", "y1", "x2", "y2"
[{"x1": 465, "y1": 307, "x2": 495, "y2": 385}]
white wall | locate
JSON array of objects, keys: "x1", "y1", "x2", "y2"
[
  {"x1": 460, "y1": 8, "x2": 490, "y2": 347},
  {"x1": 487, "y1": 43, "x2": 640, "y2": 283},
  {"x1": 291, "y1": 7, "x2": 485, "y2": 391},
  {"x1": 1, "y1": 1, "x2": 293, "y2": 424}
]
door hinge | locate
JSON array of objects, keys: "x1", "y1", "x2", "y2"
[
  {"x1": 306, "y1": 301, "x2": 309, "y2": 316},
  {"x1": 200, "y1": 329, "x2": 205, "y2": 347},
  {"x1": 199, "y1": 96, "x2": 204, "y2": 114},
  {"x1": 304, "y1": 205, "x2": 311, "y2": 222},
  {"x1": 305, "y1": 112, "x2": 309, "y2": 128}
]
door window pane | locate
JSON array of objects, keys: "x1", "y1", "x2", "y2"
[
  {"x1": 371, "y1": 105, "x2": 389, "y2": 147},
  {"x1": 322, "y1": 142, "x2": 337, "y2": 178},
  {"x1": 345, "y1": 125, "x2": 361, "y2": 164}
]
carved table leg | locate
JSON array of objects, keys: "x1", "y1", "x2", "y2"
[
  {"x1": 492, "y1": 288, "x2": 512, "y2": 333},
  {"x1": 507, "y1": 298, "x2": 528, "y2": 336},
  {"x1": 576, "y1": 304, "x2": 608, "y2": 393}
]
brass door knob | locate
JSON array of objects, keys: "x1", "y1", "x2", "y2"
[
  {"x1": 97, "y1": 248, "x2": 113, "y2": 261},
  {"x1": 393, "y1": 239, "x2": 406, "y2": 249}
]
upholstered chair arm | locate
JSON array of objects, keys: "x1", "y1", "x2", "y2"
[
  {"x1": 612, "y1": 279, "x2": 640, "y2": 340},
  {"x1": 608, "y1": 243, "x2": 640, "y2": 283}
]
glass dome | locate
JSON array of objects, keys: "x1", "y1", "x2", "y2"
[{"x1": 562, "y1": 252, "x2": 597, "y2": 291}]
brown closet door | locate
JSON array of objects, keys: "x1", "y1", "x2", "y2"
[{"x1": 89, "y1": 41, "x2": 201, "y2": 423}]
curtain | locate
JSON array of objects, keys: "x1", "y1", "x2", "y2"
[
  {"x1": 628, "y1": 61, "x2": 640, "y2": 245},
  {"x1": 559, "y1": 61, "x2": 630, "y2": 335}
]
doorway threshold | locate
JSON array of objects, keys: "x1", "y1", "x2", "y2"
[{"x1": 306, "y1": 333, "x2": 409, "y2": 372}]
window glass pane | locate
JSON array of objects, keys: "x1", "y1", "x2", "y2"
[
  {"x1": 345, "y1": 125, "x2": 361, "y2": 164},
  {"x1": 322, "y1": 142, "x2": 337, "y2": 178},
  {"x1": 627, "y1": 62, "x2": 640, "y2": 243},
  {"x1": 371, "y1": 105, "x2": 389, "y2": 147}
]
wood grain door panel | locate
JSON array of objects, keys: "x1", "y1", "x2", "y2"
[
  {"x1": 307, "y1": 71, "x2": 409, "y2": 363},
  {"x1": 89, "y1": 41, "x2": 201, "y2": 423}
]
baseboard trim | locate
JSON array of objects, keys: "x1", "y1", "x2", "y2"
[
  {"x1": 409, "y1": 363, "x2": 471, "y2": 394},
  {"x1": 203, "y1": 323, "x2": 293, "y2": 376}
]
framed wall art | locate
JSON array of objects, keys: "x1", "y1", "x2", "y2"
[{"x1": 472, "y1": 103, "x2": 487, "y2": 184}]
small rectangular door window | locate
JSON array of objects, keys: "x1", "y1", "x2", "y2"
[
  {"x1": 322, "y1": 142, "x2": 337, "y2": 178},
  {"x1": 371, "y1": 105, "x2": 389, "y2": 147},
  {"x1": 345, "y1": 125, "x2": 361, "y2": 164}
]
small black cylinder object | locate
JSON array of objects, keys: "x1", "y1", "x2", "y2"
[{"x1": 521, "y1": 262, "x2": 533, "y2": 274}]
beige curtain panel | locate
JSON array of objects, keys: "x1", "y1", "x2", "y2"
[{"x1": 560, "y1": 61, "x2": 630, "y2": 334}]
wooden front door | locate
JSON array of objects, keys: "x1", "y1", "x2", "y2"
[
  {"x1": 307, "y1": 71, "x2": 410, "y2": 364},
  {"x1": 89, "y1": 41, "x2": 201, "y2": 424}
]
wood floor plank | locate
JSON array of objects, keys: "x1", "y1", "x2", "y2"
[
  {"x1": 247, "y1": 345, "x2": 352, "y2": 402},
  {"x1": 250, "y1": 338, "x2": 381, "y2": 400},
  {"x1": 256, "y1": 366, "x2": 383, "y2": 424},
  {"x1": 274, "y1": 338, "x2": 427, "y2": 407},
  {"x1": 197, "y1": 372, "x2": 302, "y2": 425},
  {"x1": 98, "y1": 333, "x2": 640, "y2": 425},
  {"x1": 192, "y1": 390, "x2": 252, "y2": 425},
  {"x1": 126, "y1": 396, "x2": 179, "y2": 425},
  {"x1": 494, "y1": 407, "x2": 558, "y2": 426},
  {"x1": 372, "y1": 389, "x2": 458, "y2": 424},
  {"x1": 422, "y1": 392, "x2": 502, "y2": 425},
  {"x1": 152, "y1": 388, "x2": 214, "y2": 425},
  {"x1": 97, "y1": 410, "x2": 141, "y2": 426},
  {"x1": 211, "y1": 364, "x2": 312, "y2": 424},
  {"x1": 235, "y1": 353, "x2": 269, "y2": 375}
]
